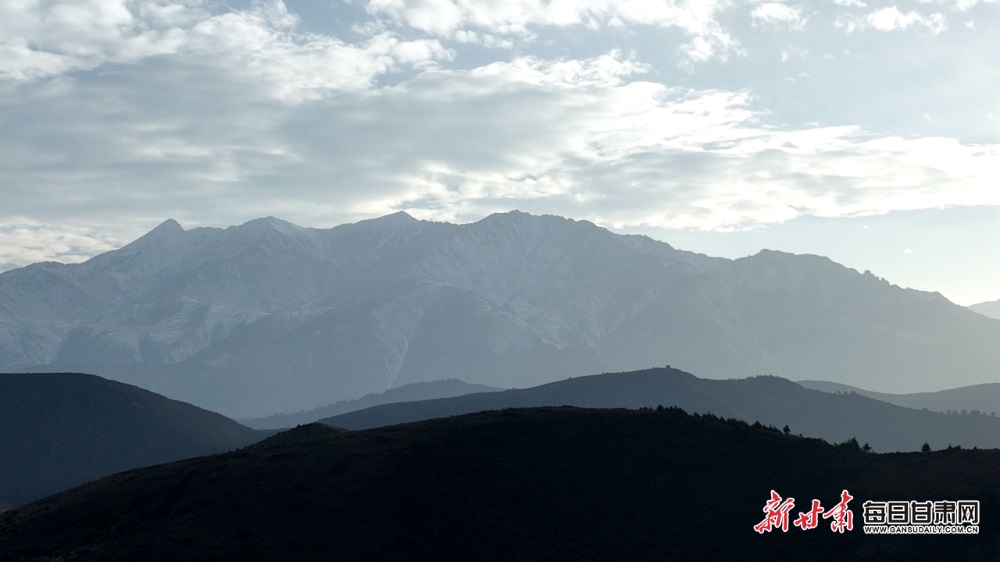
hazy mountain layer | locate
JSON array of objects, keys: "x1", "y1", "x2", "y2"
[
  {"x1": 799, "y1": 380, "x2": 1000, "y2": 416},
  {"x1": 240, "y1": 378, "x2": 502, "y2": 430},
  {"x1": 2, "y1": 211, "x2": 998, "y2": 417},
  {"x1": 1, "y1": 408, "x2": 996, "y2": 560},
  {"x1": 970, "y1": 299, "x2": 1000, "y2": 319},
  {"x1": 0, "y1": 373, "x2": 265, "y2": 507},
  {"x1": 321, "y1": 367, "x2": 1000, "y2": 452}
]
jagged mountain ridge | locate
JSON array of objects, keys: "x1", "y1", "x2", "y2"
[{"x1": 1, "y1": 211, "x2": 998, "y2": 417}]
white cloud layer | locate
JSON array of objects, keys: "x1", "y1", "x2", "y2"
[
  {"x1": 0, "y1": 222, "x2": 123, "y2": 271},
  {"x1": 837, "y1": 6, "x2": 948, "y2": 33},
  {"x1": 1, "y1": 0, "x2": 999, "y2": 306},
  {"x1": 0, "y1": 0, "x2": 452, "y2": 99},
  {"x1": 751, "y1": 2, "x2": 808, "y2": 30},
  {"x1": 364, "y1": 0, "x2": 744, "y2": 62},
  {"x1": 2, "y1": 44, "x2": 997, "y2": 241}
]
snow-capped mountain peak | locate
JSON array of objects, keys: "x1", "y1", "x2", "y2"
[{"x1": 1, "y1": 211, "x2": 997, "y2": 418}]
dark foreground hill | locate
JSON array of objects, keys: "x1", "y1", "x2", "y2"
[
  {"x1": 1, "y1": 407, "x2": 996, "y2": 560},
  {"x1": 0, "y1": 373, "x2": 266, "y2": 508},
  {"x1": 321, "y1": 367, "x2": 1000, "y2": 452}
]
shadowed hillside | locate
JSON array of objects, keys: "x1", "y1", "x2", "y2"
[
  {"x1": 0, "y1": 373, "x2": 266, "y2": 507},
  {"x1": 0, "y1": 407, "x2": 996, "y2": 560},
  {"x1": 321, "y1": 367, "x2": 1000, "y2": 452}
]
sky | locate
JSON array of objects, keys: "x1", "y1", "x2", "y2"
[{"x1": 1, "y1": 0, "x2": 998, "y2": 305}]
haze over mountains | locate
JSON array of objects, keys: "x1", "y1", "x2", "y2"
[
  {"x1": 799, "y1": 380, "x2": 1000, "y2": 416},
  {"x1": 242, "y1": 379, "x2": 502, "y2": 430},
  {"x1": 2, "y1": 211, "x2": 998, "y2": 417},
  {"x1": 970, "y1": 299, "x2": 1000, "y2": 320},
  {"x1": 319, "y1": 367, "x2": 1000, "y2": 452}
]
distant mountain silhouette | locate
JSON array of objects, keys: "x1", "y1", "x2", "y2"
[
  {"x1": 970, "y1": 298, "x2": 1000, "y2": 319},
  {"x1": 2, "y1": 212, "x2": 998, "y2": 417},
  {"x1": 241, "y1": 378, "x2": 502, "y2": 429},
  {"x1": 799, "y1": 380, "x2": 1000, "y2": 416},
  {"x1": 320, "y1": 367, "x2": 1000, "y2": 452},
  {"x1": 0, "y1": 373, "x2": 266, "y2": 507},
  {"x1": 1, "y1": 407, "x2": 996, "y2": 560}
]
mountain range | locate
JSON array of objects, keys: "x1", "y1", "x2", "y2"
[
  {"x1": 318, "y1": 367, "x2": 1000, "y2": 452},
  {"x1": 240, "y1": 378, "x2": 502, "y2": 429},
  {"x1": 799, "y1": 379, "x2": 1000, "y2": 415},
  {"x1": 2, "y1": 211, "x2": 998, "y2": 417},
  {"x1": 5, "y1": 364, "x2": 993, "y2": 513}
]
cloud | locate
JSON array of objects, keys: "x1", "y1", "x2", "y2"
[
  {"x1": 363, "y1": 0, "x2": 744, "y2": 63},
  {"x1": 837, "y1": 6, "x2": 947, "y2": 33},
  {"x1": 0, "y1": 0, "x2": 452, "y2": 100},
  {"x1": 467, "y1": 50, "x2": 649, "y2": 87},
  {"x1": 751, "y1": 3, "x2": 808, "y2": 30},
  {"x1": 3, "y1": 37, "x2": 999, "y2": 246},
  {"x1": 867, "y1": 6, "x2": 946, "y2": 32},
  {"x1": 2, "y1": 0, "x2": 999, "y2": 273},
  {"x1": 919, "y1": 0, "x2": 1000, "y2": 10},
  {"x1": 309, "y1": 72, "x2": 999, "y2": 232},
  {"x1": 0, "y1": 222, "x2": 123, "y2": 272},
  {"x1": 1, "y1": 0, "x2": 196, "y2": 80},
  {"x1": 453, "y1": 30, "x2": 515, "y2": 49}
]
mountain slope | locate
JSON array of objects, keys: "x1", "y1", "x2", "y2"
[
  {"x1": 0, "y1": 372, "x2": 265, "y2": 507},
  {"x1": 798, "y1": 380, "x2": 1000, "y2": 415},
  {"x1": 320, "y1": 367, "x2": 1000, "y2": 452},
  {"x1": 240, "y1": 379, "x2": 503, "y2": 430},
  {"x1": 970, "y1": 298, "x2": 1000, "y2": 319},
  {"x1": 1, "y1": 211, "x2": 998, "y2": 417},
  {"x1": 1, "y1": 408, "x2": 996, "y2": 560}
]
